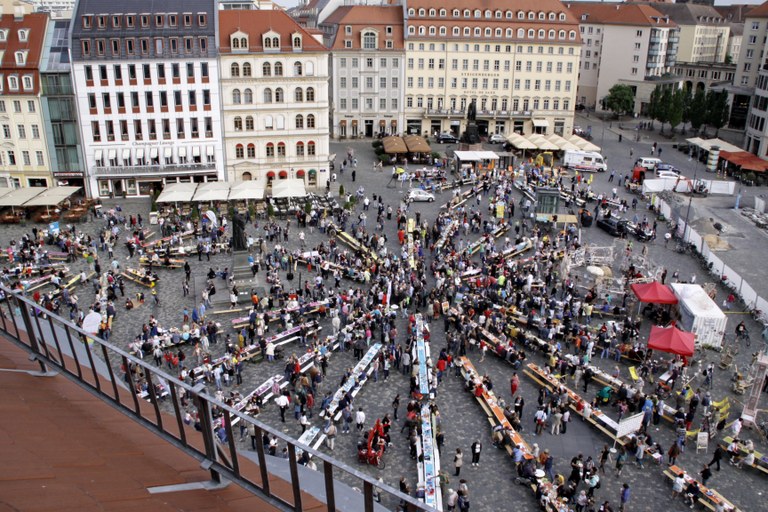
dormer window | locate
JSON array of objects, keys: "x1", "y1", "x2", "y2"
[
  {"x1": 126, "y1": 15, "x2": 135, "y2": 28},
  {"x1": 15, "y1": 51, "x2": 27, "y2": 65},
  {"x1": 82, "y1": 15, "x2": 92, "y2": 29},
  {"x1": 112, "y1": 15, "x2": 121, "y2": 28},
  {"x1": 263, "y1": 33, "x2": 280, "y2": 50},
  {"x1": 198, "y1": 14, "x2": 207, "y2": 27},
  {"x1": 0, "y1": 30, "x2": 7, "y2": 42},
  {"x1": 8, "y1": 76, "x2": 18, "y2": 90},
  {"x1": 183, "y1": 14, "x2": 192, "y2": 26},
  {"x1": 231, "y1": 32, "x2": 248, "y2": 50},
  {"x1": 155, "y1": 15, "x2": 164, "y2": 27},
  {"x1": 362, "y1": 30, "x2": 377, "y2": 49},
  {"x1": 345, "y1": 26, "x2": 352, "y2": 35},
  {"x1": 97, "y1": 16, "x2": 106, "y2": 29},
  {"x1": 293, "y1": 35, "x2": 302, "y2": 49},
  {"x1": 140, "y1": 15, "x2": 149, "y2": 27},
  {"x1": 169, "y1": 15, "x2": 177, "y2": 27},
  {"x1": 17, "y1": 29, "x2": 27, "y2": 42}
]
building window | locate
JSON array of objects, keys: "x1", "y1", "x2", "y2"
[
  {"x1": 363, "y1": 31, "x2": 377, "y2": 49},
  {"x1": 296, "y1": 142, "x2": 304, "y2": 156},
  {"x1": 234, "y1": 117, "x2": 243, "y2": 131},
  {"x1": 243, "y1": 63, "x2": 251, "y2": 76},
  {"x1": 235, "y1": 144, "x2": 244, "y2": 158},
  {"x1": 246, "y1": 116, "x2": 254, "y2": 130},
  {"x1": 307, "y1": 114, "x2": 315, "y2": 128},
  {"x1": 307, "y1": 141, "x2": 316, "y2": 156},
  {"x1": 275, "y1": 62, "x2": 283, "y2": 76},
  {"x1": 231, "y1": 63, "x2": 240, "y2": 77},
  {"x1": 244, "y1": 89, "x2": 253, "y2": 103},
  {"x1": 295, "y1": 88, "x2": 303, "y2": 102},
  {"x1": 233, "y1": 89, "x2": 241, "y2": 104},
  {"x1": 266, "y1": 143, "x2": 274, "y2": 157},
  {"x1": 295, "y1": 115, "x2": 304, "y2": 129},
  {"x1": 275, "y1": 88, "x2": 284, "y2": 102},
  {"x1": 263, "y1": 88, "x2": 272, "y2": 103}
]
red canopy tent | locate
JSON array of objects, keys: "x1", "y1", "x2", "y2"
[
  {"x1": 630, "y1": 282, "x2": 678, "y2": 304},
  {"x1": 648, "y1": 325, "x2": 695, "y2": 357}
]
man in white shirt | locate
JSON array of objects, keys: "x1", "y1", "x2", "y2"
[{"x1": 355, "y1": 407, "x2": 366, "y2": 432}]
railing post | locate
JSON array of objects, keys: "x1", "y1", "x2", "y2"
[
  {"x1": 15, "y1": 294, "x2": 51, "y2": 374},
  {"x1": 192, "y1": 383, "x2": 221, "y2": 484}
]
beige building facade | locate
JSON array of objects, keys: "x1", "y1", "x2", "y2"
[{"x1": 402, "y1": 0, "x2": 581, "y2": 139}]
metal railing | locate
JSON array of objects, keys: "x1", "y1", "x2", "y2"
[{"x1": 0, "y1": 285, "x2": 435, "y2": 512}]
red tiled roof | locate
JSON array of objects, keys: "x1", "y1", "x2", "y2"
[
  {"x1": 746, "y1": 1, "x2": 768, "y2": 19},
  {"x1": 219, "y1": 9, "x2": 327, "y2": 53},
  {"x1": 322, "y1": 6, "x2": 404, "y2": 50},
  {"x1": 566, "y1": 2, "x2": 677, "y2": 27},
  {"x1": 0, "y1": 13, "x2": 48, "y2": 95}
]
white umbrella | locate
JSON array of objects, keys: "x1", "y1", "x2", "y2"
[
  {"x1": 82, "y1": 311, "x2": 103, "y2": 335},
  {"x1": 586, "y1": 266, "x2": 604, "y2": 277},
  {"x1": 205, "y1": 210, "x2": 218, "y2": 228}
]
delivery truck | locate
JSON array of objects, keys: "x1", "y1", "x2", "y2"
[{"x1": 562, "y1": 150, "x2": 607, "y2": 173}]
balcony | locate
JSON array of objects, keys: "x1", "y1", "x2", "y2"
[
  {"x1": 424, "y1": 108, "x2": 565, "y2": 119},
  {"x1": 93, "y1": 163, "x2": 216, "y2": 177}
]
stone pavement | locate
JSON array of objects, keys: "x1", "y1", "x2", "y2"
[{"x1": 2, "y1": 133, "x2": 766, "y2": 511}]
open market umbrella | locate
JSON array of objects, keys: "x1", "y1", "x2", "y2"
[{"x1": 648, "y1": 324, "x2": 695, "y2": 357}]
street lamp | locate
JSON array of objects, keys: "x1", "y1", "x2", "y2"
[{"x1": 682, "y1": 147, "x2": 701, "y2": 244}]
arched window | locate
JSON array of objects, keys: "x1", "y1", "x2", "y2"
[
  {"x1": 277, "y1": 142, "x2": 286, "y2": 157},
  {"x1": 247, "y1": 143, "x2": 255, "y2": 158},
  {"x1": 440, "y1": 26, "x2": 447, "y2": 36},
  {"x1": 429, "y1": 8, "x2": 435, "y2": 16},
  {"x1": 274, "y1": 62, "x2": 283, "y2": 76},
  {"x1": 307, "y1": 141, "x2": 316, "y2": 155},
  {"x1": 242, "y1": 62, "x2": 251, "y2": 76},
  {"x1": 232, "y1": 89, "x2": 241, "y2": 104},
  {"x1": 295, "y1": 88, "x2": 303, "y2": 102},
  {"x1": 473, "y1": 9, "x2": 481, "y2": 18},
  {"x1": 266, "y1": 142, "x2": 274, "y2": 156},
  {"x1": 538, "y1": 12, "x2": 545, "y2": 20},
  {"x1": 272, "y1": 37, "x2": 279, "y2": 47},
  {"x1": 240, "y1": 37, "x2": 247, "y2": 48},
  {"x1": 463, "y1": 9, "x2": 470, "y2": 17},
  {"x1": 518, "y1": 11, "x2": 525, "y2": 19},
  {"x1": 528, "y1": 29, "x2": 535, "y2": 38},
  {"x1": 429, "y1": 26, "x2": 436, "y2": 35},
  {"x1": 363, "y1": 31, "x2": 377, "y2": 49},
  {"x1": 439, "y1": 9, "x2": 446, "y2": 16},
  {"x1": 463, "y1": 27, "x2": 470, "y2": 36},
  {"x1": 234, "y1": 116, "x2": 243, "y2": 131},
  {"x1": 528, "y1": 12, "x2": 535, "y2": 20},
  {"x1": 408, "y1": 8, "x2": 415, "y2": 16},
  {"x1": 307, "y1": 114, "x2": 315, "y2": 128},
  {"x1": 419, "y1": 26, "x2": 425, "y2": 35},
  {"x1": 485, "y1": 27, "x2": 492, "y2": 37},
  {"x1": 505, "y1": 28, "x2": 512, "y2": 37},
  {"x1": 518, "y1": 28, "x2": 525, "y2": 38},
  {"x1": 263, "y1": 88, "x2": 272, "y2": 103},
  {"x1": 241, "y1": 171, "x2": 252, "y2": 181},
  {"x1": 549, "y1": 12, "x2": 556, "y2": 21},
  {"x1": 293, "y1": 36, "x2": 301, "y2": 48},
  {"x1": 559, "y1": 30, "x2": 566, "y2": 39},
  {"x1": 408, "y1": 26, "x2": 415, "y2": 35},
  {"x1": 264, "y1": 37, "x2": 271, "y2": 48},
  {"x1": 264, "y1": 116, "x2": 273, "y2": 129},
  {"x1": 231, "y1": 63, "x2": 239, "y2": 77},
  {"x1": 418, "y1": 8, "x2": 425, "y2": 16},
  {"x1": 484, "y1": 10, "x2": 491, "y2": 18},
  {"x1": 232, "y1": 38, "x2": 240, "y2": 49},
  {"x1": 235, "y1": 144, "x2": 244, "y2": 158},
  {"x1": 262, "y1": 62, "x2": 271, "y2": 76},
  {"x1": 295, "y1": 114, "x2": 304, "y2": 129},
  {"x1": 538, "y1": 29, "x2": 545, "y2": 38},
  {"x1": 559, "y1": 13, "x2": 566, "y2": 21},
  {"x1": 296, "y1": 141, "x2": 304, "y2": 156},
  {"x1": 548, "y1": 30, "x2": 555, "y2": 39},
  {"x1": 294, "y1": 61, "x2": 303, "y2": 76},
  {"x1": 474, "y1": 27, "x2": 481, "y2": 36},
  {"x1": 453, "y1": 27, "x2": 460, "y2": 36},
  {"x1": 244, "y1": 89, "x2": 253, "y2": 103},
  {"x1": 275, "y1": 88, "x2": 283, "y2": 102},
  {"x1": 245, "y1": 116, "x2": 254, "y2": 130},
  {"x1": 275, "y1": 115, "x2": 285, "y2": 130},
  {"x1": 306, "y1": 87, "x2": 315, "y2": 101},
  {"x1": 496, "y1": 28, "x2": 503, "y2": 37},
  {"x1": 452, "y1": 9, "x2": 460, "y2": 17},
  {"x1": 569, "y1": 31, "x2": 576, "y2": 40},
  {"x1": 306, "y1": 62, "x2": 314, "y2": 76}
]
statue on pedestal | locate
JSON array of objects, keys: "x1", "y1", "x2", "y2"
[{"x1": 232, "y1": 212, "x2": 247, "y2": 251}]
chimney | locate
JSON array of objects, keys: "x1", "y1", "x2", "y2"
[{"x1": 14, "y1": 6, "x2": 23, "y2": 21}]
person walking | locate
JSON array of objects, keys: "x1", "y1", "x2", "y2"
[
  {"x1": 619, "y1": 483, "x2": 630, "y2": 512},
  {"x1": 471, "y1": 440, "x2": 482, "y2": 467},
  {"x1": 708, "y1": 445, "x2": 725, "y2": 471},
  {"x1": 699, "y1": 464, "x2": 712, "y2": 486},
  {"x1": 453, "y1": 448, "x2": 464, "y2": 476},
  {"x1": 599, "y1": 444, "x2": 610, "y2": 474},
  {"x1": 510, "y1": 373, "x2": 519, "y2": 397},
  {"x1": 355, "y1": 407, "x2": 366, "y2": 432}
]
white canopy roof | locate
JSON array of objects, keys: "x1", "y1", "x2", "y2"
[
  {"x1": 271, "y1": 179, "x2": 307, "y2": 198},
  {"x1": 229, "y1": 181, "x2": 265, "y2": 201},
  {"x1": 155, "y1": 182, "x2": 199, "y2": 203},
  {"x1": 532, "y1": 119, "x2": 549, "y2": 128},
  {"x1": 23, "y1": 186, "x2": 81, "y2": 207},
  {"x1": 568, "y1": 134, "x2": 601, "y2": 152},
  {"x1": 686, "y1": 137, "x2": 742, "y2": 154},
  {"x1": 0, "y1": 187, "x2": 13, "y2": 200},
  {"x1": 546, "y1": 133, "x2": 580, "y2": 151},
  {"x1": 526, "y1": 134, "x2": 559, "y2": 151},
  {"x1": 192, "y1": 182, "x2": 230, "y2": 202},
  {"x1": 506, "y1": 133, "x2": 537, "y2": 149},
  {"x1": 0, "y1": 187, "x2": 47, "y2": 207},
  {"x1": 670, "y1": 283, "x2": 725, "y2": 320},
  {"x1": 453, "y1": 150, "x2": 500, "y2": 161}
]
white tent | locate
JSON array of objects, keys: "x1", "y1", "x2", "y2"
[
  {"x1": 229, "y1": 181, "x2": 265, "y2": 201},
  {"x1": 0, "y1": 188, "x2": 13, "y2": 200},
  {"x1": 155, "y1": 183, "x2": 199, "y2": 203},
  {"x1": 0, "y1": 187, "x2": 47, "y2": 207},
  {"x1": 453, "y1": 150, "x2": 500, "y2": 161},
  {"x1": 568, "y1": 134, "x2": 601, "y2": 152},
  {"x1": 22, "y1": 186, "x2": 81, "y2": 207},
  {"x1": 686, "y1": 137, "x2": 742, "y2": 154},
  {"x1": 271, "y1": 179, "x2": 307, "y2": 198},
  {"x1": 669, "y1": 283, "x2": 727, "y2": 348},
  {"x1": 506, "y1": 133, "x2": 536, "y2": 150},
  {"x1": 192, "y1": 182, "x2": 230, "y2": 202},
  {"x1": 526, "y1": 134, "x2": 559, "y2": 151},
  {"x1": 546, "y1": 133, "x2": 580, "y2": 151}
]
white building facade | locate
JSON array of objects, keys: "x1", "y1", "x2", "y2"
[
  {"x1": 219, "y1": 9, "x2": 330, "y2": 189},
  {"x1": 69, "y1": 0, "x2": 225, "y2": 198}
]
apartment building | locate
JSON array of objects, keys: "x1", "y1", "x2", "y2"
[
  {"x1": 653, "y1": 3, "x2": 730, "y2": 63},
  {"x1": 219, "y1": 9, "x2": 330, "y2": 188},
  {"x1": 0, "y1": 11, "x2": 53, "y2": 189},
  {"x1": 738, "y1": 2, "x2": 768, "y2": 156},
  {"x1": 403, "y1": 0, "x2": 581, "y2": 139},
  {"x1": 320, "y1": 5, "x2": 405, "y2": 139},
  {"x1": 69, "y1": 0, "x2": 224, "y2": 198},
  {"x1": 566, "y1": 3, "x2": 680, "y2": 113}
]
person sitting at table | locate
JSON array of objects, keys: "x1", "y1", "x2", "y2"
[
  {"x1": 683, "y1": 480, "x2": 701, "y2": 508},
  {"x1": 737, "y1": 450, "x2": 755, "y2": 469}
]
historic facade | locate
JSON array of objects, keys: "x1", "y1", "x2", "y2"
[
  {"x1": 219, "y1": 9, "x2": 330, "y2": 188},
  {"x1": 320, "y1": 5, "x2": 405, "y2": 139},
  {"x1": 0, "y1": 12, "x2": 53, "y2": 189},
  {"x1": 69, "y1": 0, "x2": 224, "y2": 198},
  {"x1": 402, "y1": 0, "x2": 582, "y2": 139}
]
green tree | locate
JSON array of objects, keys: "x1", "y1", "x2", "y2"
[
  {"x1": 681, "y1": 88, "x2": 693, "y2": 127},
  {"x1": 656, "y1": 87, "x2": 673, "y2": 133},
  {"x1": 603, "y1": 84, "x2": 635, "y2": 117},
  {"x1": 688, "y1": 89, "x2": 707, "y2": 134},
  {"x1": 668, "y1": 88, "x2": 685, "y2": 133},
  {"x1": 647, "y1": 85, "x2": 662, "y2": 130},
  {"x1": 705, "y1": 90, "x2": 730, "y2": 137}
]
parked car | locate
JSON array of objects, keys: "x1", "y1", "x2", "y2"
[
  {"x1": 675, "y1": 142, "x2": 690, "y2": 153},
  {"x1": 407, "y1": 189, "x2": 435, "y2": 202},
  {"x1": 655, "y1": 163, "x2": 679, "y2": 174},
  {"x1": 575, "y1": 104, "x2": 586, "y2": 111},
  {"x1": 436, "y1": 133, "x2": 459, "y2": 144},
  {"x1": 635, "y1": 157, "x2": 662, "y2": 170},
  {"x1": 596, "y1": 217, "x2": 630, "y2": 237},
  {"x1": 656, "y1": 171, "x2": 683, "y2": 180},
  {"x1": 489, "y1": 133, "x2": 506, "y2": 144}
]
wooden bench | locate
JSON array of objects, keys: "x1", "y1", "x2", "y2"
[
  {"x1": 718, "y1": 437, "x2": 768, "y2": 476},
  {"x1": 663, "y1": 465, "x2": 741, "y2": 511}
]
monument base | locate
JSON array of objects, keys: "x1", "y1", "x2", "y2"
[{"x1": 462, "y1": 123, "x2": 480, "y2": 144}]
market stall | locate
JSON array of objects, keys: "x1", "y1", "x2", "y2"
[
  {"x1": 647, "y1": 324, "x2": 696, "y2": 357},
  {"x1": 669, "y1": 283, "x2": 727, "y2": 349}
]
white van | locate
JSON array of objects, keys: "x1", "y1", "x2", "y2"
[
  {"x1": 635, "y1": 157, "x2": 662, "y2": 170},
  {"x1": 562, "y1": 150, "x2": 607, "y2": 172}
]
